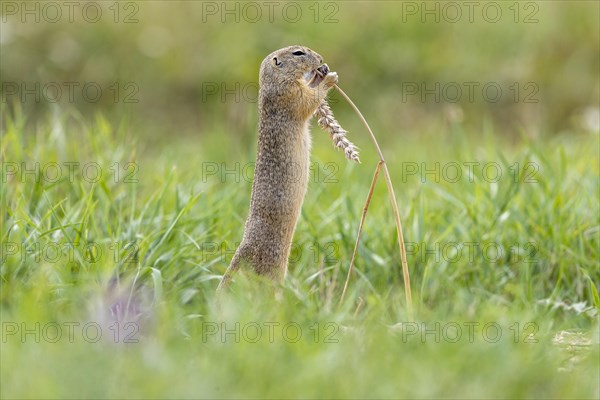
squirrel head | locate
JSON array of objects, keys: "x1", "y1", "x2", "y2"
[{"x1": 259, "y1": 45, "x2": 333, "y2": 120}]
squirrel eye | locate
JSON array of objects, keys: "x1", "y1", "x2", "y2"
[
  {"x1": 273, "y1": 57, "x2": 282, "y2": 66},
  {"x1": 292, "y1": 51, "x2": 305, "y2": 56}
]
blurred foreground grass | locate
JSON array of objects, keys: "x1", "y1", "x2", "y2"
[
  {"x1": 1, "y1": 0, "x2": 599, "y2": 397},
  {"x1": 1, "y1": 106, "x2": 598, "y2": 398}
]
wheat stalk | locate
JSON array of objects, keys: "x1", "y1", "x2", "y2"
[
  {"x1": 331, "y1": 84, "x2": 413, "y2": 317},
  {"x1": 341, "y1": 160, "x2": 382, "y2": 303},
  {"x1": 315, "y1": 101, "x2": 361, "y2": 163}
]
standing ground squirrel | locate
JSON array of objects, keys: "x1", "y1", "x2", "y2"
[{"x1": 217, "y1": 45, "x2": 338, "y2": 290}]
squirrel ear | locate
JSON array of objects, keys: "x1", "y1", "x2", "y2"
[{"x1": 273, "y1": 57, "x2": 282, "y2": 67}]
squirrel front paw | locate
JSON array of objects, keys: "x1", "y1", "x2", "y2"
[{"x1": 322, "y1": 71, "x2": 338, "y2": 89}]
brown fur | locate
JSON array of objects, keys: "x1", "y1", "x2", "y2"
[{"x1": 217, "y1": 46, "x2": 337, "y2": 289}]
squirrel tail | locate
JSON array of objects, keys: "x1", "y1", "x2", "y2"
[{"x1": 216, "y1": 249, "x2": 243, "y2": 293}]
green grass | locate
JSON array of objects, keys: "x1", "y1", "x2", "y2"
[{"x1": 1, "y1": 106, "x2": 599, "y2": 399}]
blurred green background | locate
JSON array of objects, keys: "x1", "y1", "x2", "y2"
[
  {"x1": 1, "y1": 2, "x2": 599, "y2": 399},
  {"x1": 2, "y1": 0, "x2": 599, "y2": 142}
]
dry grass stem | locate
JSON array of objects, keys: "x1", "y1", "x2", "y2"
[
  {"x1": 340, "y1": 160, "x2": 383, "y2": 303},
  {"x1": 333, "y1": 84, "x2": 413, "y2": 316}
]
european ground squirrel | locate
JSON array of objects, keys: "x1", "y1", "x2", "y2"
[{"x1": 217, "y1": 45, "x2": 349, "y2": 290}]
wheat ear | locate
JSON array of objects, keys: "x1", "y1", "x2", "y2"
[
  {"x1": 333, "y1": 84, "x2": 413, "y2": 317},
  {"x1": 315, "y1": 101, "x2": 360, "y2": 163}
]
